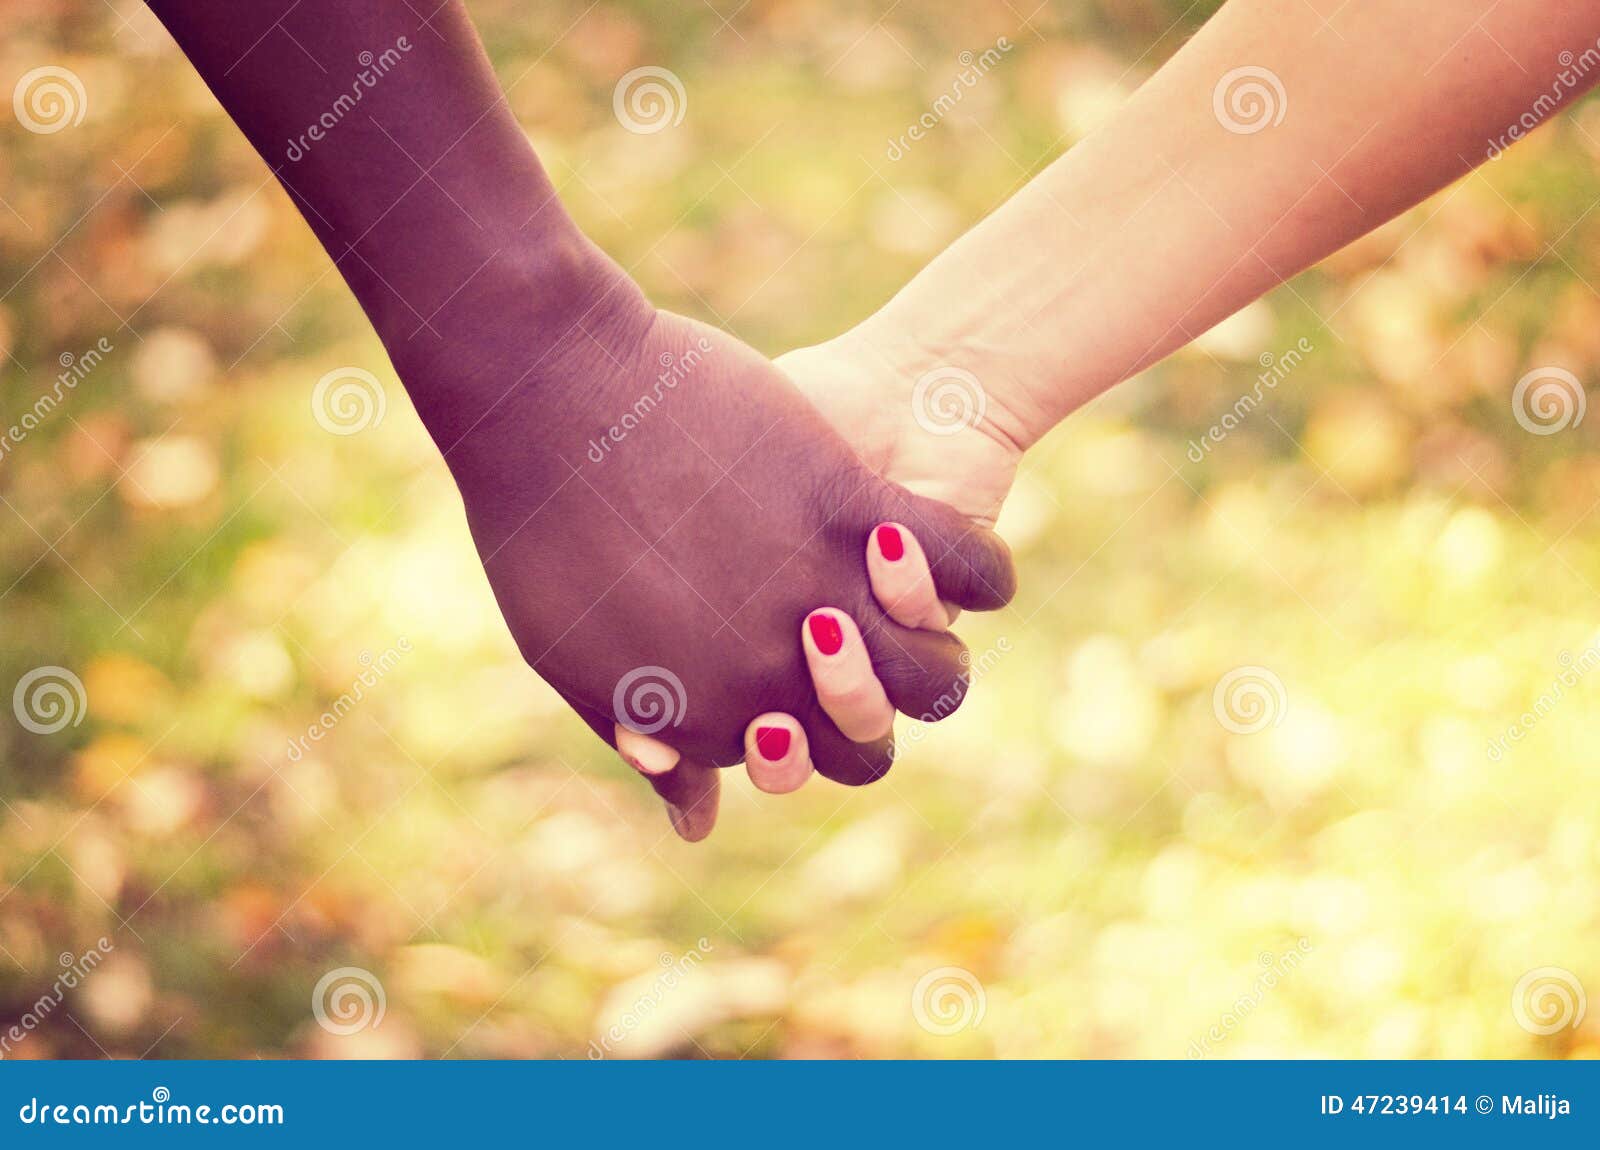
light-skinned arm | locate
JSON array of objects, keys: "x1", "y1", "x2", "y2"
[
  {"x1": 822, "y1": 0, "x2": 1600, "y2": 459},
  {"x1": 716, "y1": 0, "x2": 1600, "y2": 786}
]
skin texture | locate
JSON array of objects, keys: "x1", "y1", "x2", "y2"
[
  {"x1": 780, "y1": 335, "x2": 1022, "y2": 527},
  {"x1": 144, "y1": 1, "x2": 1018, "y2": 810}
]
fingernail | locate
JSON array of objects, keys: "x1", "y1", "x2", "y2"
[
  {"x1": 755, "y1": 725, "x2": 791, "y2": 761},
  {"x1": 877, "y1": 524, "x2": 905, "y2": 561},
  {"x1": 666, "y1": 801, "x2": 710, "y2": 842},
  {"x1": 622, "y1": 743, "x2": 678, "y2": 776},
  {"x1": 808, "y1": 611, "x2": 844, "y2": 655}
]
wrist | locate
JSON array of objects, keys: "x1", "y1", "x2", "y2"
[
  {"x1": 845, "y1": 307, "x2": 1050, "y2": 454},
  {"x1": 382, "y1": 227, "x2": 654, "y2": 456}
]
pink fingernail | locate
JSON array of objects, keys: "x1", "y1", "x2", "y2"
[
  {"x1": 755, "y1": 726, "x2": 791, "y2": 761},
  {"x1": 808, "y1": 612, "x2": 844, "y2": 656}
]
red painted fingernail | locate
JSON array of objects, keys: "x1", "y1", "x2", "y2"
[
  {"x1": 877, "y1": 524, "x2": 905, "y2": 561},
  {"x1": 755, "y1": 726, "x2": 791, "y2": 761},
  {"x1": 808, "y1": 612, "x2": 844, "y2": 655}
]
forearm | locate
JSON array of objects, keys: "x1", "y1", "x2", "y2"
[
  {"x1": 858, "y1": 0, "x2": 1600, "y2": 448},
  {"x1": 146, "y1": 1, "x2": 639, "y2": 432}
]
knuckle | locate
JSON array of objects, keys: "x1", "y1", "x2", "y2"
[
  {"x1": 811, "y1": 462, "x2": 874, "y2": 534},
  {"x1": 747, "y1": 644, "x2": 811, "y2": 709}
]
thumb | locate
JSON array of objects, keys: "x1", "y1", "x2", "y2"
[
  {"x1": 565, "y1": 696, "x2": 721, "y2": 842},
  {"x1": 614, "y1": 724, "x2": 721, "y2": 842}
]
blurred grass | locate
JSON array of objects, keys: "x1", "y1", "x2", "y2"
[{"x1": 2, "y1": 0, "x2": 1600, "y2": 1058}]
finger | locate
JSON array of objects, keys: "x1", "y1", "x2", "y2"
[
  {"x1": 643, "y1": 756, "x2": 721, "y2": 842},
  {"x1": 744, "y1": 713, "x2": 813, "y2": 794},
  {"x1": 860, "y1": 622, "x2": 974, "y2": 724},
  {"x1": 868, "y1": 522, "x2": 952, "y2": 631},
  {"x1": 801, "y1": 695, "x2": 895, "y2": 786},
  {"x1": 578, "y1": 704, "x2": 713, "y2": 841},
  {"x1": 873, "y1": 490, "x2": 1017, "y2": 612},
  {"x1": 614, "y1": 725, "x2": 680, "y2": 776},
  {"x1": 795, "y1": 609, "x2": 896, "y2": 786},
  {"x1": 803, "y1": 609, "x2": 895, "y2": 743}
]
